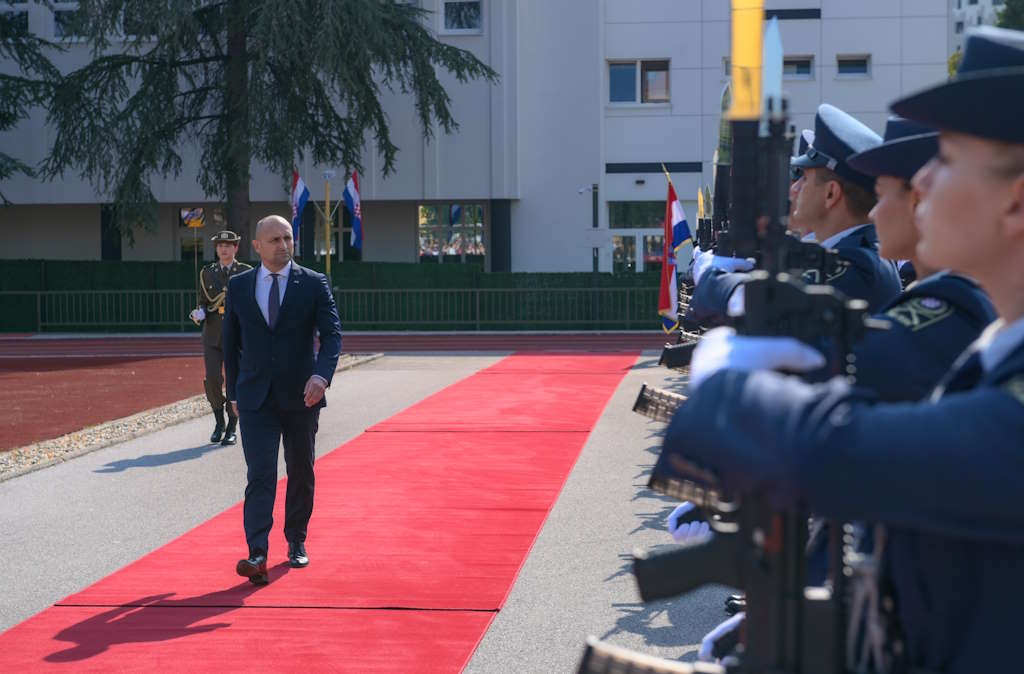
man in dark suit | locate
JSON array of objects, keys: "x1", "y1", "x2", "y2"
[{"x1": 223, "y1": 215, "x2": 342, "y2": 585}]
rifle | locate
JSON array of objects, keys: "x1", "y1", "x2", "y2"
[{"x1": 585, "y1": 11, "x2": 887, "y2": 673}]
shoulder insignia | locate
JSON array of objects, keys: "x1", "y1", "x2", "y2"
[
  {"x1": 1001, "y1": 375, "x2": 1024, "y2": 407},
  {"x1": 825, "y1": 265, "x2": 849, "y2": 282},
  {"x1": 884, "y1": 297, "x2": 953, "y2": 331}
]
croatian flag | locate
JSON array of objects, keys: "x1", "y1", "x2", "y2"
[
  {"x1": 291, "y1": 170, "x2": 310, "y2": 246},
  {"x1": 343, "y1": 171, "x2": 362, "y2": 250},
  {"x1": 658, "y1": 182, "x2": 692, "y2": 334}
]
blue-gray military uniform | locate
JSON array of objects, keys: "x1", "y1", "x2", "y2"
[
  {"x1": 687, "y1": 105, "x2": 902, "y2": 326},
  {"x1": 661, "y1": 28, "x2": 1024, "y2": 673}
]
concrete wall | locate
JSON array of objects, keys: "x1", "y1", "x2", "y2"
[{"x1": 0, "y1": 204, "x2": 101, "y2": 260}]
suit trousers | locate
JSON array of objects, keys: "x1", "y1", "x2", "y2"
[{"x1": 238, "y1": 398, "x2": 320, "y2": 554}]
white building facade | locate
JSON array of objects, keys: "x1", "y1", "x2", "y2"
[
  {"x1": 951, "y1": 0, "x2": 1005, "y2": 52},
  {"x1": 0, "y1": 0, "x2": 953, "y2": 272}
]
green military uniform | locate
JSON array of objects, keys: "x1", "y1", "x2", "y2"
[{"x1": 194, "y1": 231, "x2": 252, "y2": 441}]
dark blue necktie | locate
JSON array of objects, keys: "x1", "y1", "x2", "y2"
[{"x1": 268, "y1": 273, "x2": 280, "y2": 328}]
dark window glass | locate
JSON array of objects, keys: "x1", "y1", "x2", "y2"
[
  {"x1": 837, "y1": 56, "x2": 869, "y2": 75},
  {"x1": 54, "y1": 8, "x2": 87, "y2": 39},
  {"x1": 641, "y1": 60, "x2": 670, "y2": 102},
  {"x1": 444, "y1": 1, "x2": 482, "y2": 31},
  {"x1": 783, "y1": 57, "x2": 812, "y2": 76},
  {"x1": 0, "y1": 9, "x2": 29, "y2": 36},
  {"x1": 643, "y1": 235, "x2": 665, "y2": 275},
  {"x1": 608, "y1": 201, "x2": 665, "y2": 229},
  {"x1": 609, "y1": 63, "x2": 636, "y2": 102},
  {"x1": 612, "y1": 236, "x2": 636, "y2": 274}
]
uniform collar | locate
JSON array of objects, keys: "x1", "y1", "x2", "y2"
[
  {"x1": 818, "y1": 223, "x2": 872, "y2": 250},
  {"x1": 976, "y1": 316, "x2": 1024, "y2": 372},
  {"x1": 258, "y1": 260, "x2": 292, "y2": 282}
]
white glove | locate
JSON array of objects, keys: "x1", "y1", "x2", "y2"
[
  {"x1": 667, "y1": 502, "x2": 711, "y2": 543},
  {"x1": 710, "y1": 255, "x2": 755, "y2": 274},
  {"x1": 699, "y1": 612, "x2": 745, "y2": 662},
  {"x1": 190, "y1": 307, "x2": 206, "y2": 323},
  {"x1": 726, "y1": 285, "x2": 746, "y2": 317},
  {"x1": 688, "y1": 327, "x2": 827, "y2": 392},
  {"x1": 692, "y1": 249, "x2": 715, "y2": 287}
]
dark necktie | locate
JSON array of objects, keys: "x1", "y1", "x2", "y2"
[
  {"x1": 268, "y1": 273, "x2": 280, "y2": 328},
  {"x1": 931, "y1": 350, "x2": 984, "y2": 400}
]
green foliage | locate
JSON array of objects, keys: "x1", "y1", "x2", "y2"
[
  {"x1": 0, "y1": 6, "x2": 59, "y2": 203},
  {"x1": 948, "y1": 47, "x2": 963, "y2": 79},
  {"x1": 998, "y1": 0, "x2": 1024, "y2": 30},
  {"x1": 40, "y1": 0, "x2": 498, "y2": 234}
]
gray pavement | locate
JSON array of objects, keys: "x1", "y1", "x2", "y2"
[{"x1": 1, "y1": 352, "x2": 729, "y2": 672}]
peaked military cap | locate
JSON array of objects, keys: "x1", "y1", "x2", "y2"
[
  {"x1": 797, "y1": 129, "x2": 815, "y2": 157},
  {"x1": 211, "y1": 230, "x2": 241, "y2": 243},
  {"x1": 891, "y1": 26, "x2": 1024, "y2": 144},
  {"x1": 847, "y1": 118, "x2": 938, "y2": 180},
  {"x1": 791, "y1": 104, "x2": 882, "y2": 191}
]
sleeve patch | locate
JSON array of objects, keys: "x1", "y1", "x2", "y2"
[
  {"x1": 1002, "y1": 376, "x2": 1024, "y2": 407},
  {"x1": 884, "y1": 297, "x2": 953, "y2": 331}
]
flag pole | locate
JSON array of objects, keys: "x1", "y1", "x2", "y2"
[{"x1": 324, "y1": 175, "x2": 332, "y2": 278}]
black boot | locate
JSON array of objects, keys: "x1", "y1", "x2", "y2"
[
  {"x1": 221, "y1": 413, "x2": 238, "y2": 445},
  {"x1": 210, "y1": 407, "x2": 226, "y2": 443}
]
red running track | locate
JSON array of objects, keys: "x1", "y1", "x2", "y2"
[
  {"x1": 0, "y1": 351, "x2": 638, "y2": 673},
  {"x1": 0, "y1": 333, "x2": 667, "y2": 359}
]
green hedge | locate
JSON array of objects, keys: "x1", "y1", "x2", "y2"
[{"x1": 2, "y1": 260, "x2": 662, "y2": 291}]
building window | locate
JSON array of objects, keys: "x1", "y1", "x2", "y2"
[
  {"x1": 0, "y1": 4, "x2": 29, "y2": 37},
  {"x1": 641, "y1": 60, "x2": 670, "y2": 102},
  {"x1": 783, "y1": 56, "x2": 813, "y2": 79},
  {"x1": 612, "y1": 236, "x2": 636, "y2": 273},
  {"x1": 122, "y1": 5, "x2": 157, "y2": 39},
  {"x1": 54, "y1": 3, "x2": 87, "y2": 40},
  {"x1": 642, "y1": 235, "x2": 665, "y2": 275},
  {"x1": 609, "y1": 201, "x2": 665, "y2": 229},
  {"x1": 968, "y1": 0, "x2": 978, "y2": 5},
  {"x1": 418, "y1": 203, "x2": 485, "y2": 264},
  {"x1": 955, "y1": 21, "x2": 964, "y2": 34},
  {"x1": 441, "y1": 1, "x2": 482, "y2": 34},
  {"x1": 608, "y1": 60, "x2": 670, "y2": 104},
  {"x1": 837, "y1": 55, "x2": 870, "y2": 77}
]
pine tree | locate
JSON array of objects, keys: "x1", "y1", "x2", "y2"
[
  {"x1": 0, "y1": 8, "x2": 58, "y2": 203},
  {"x1": 998, "y1": 0, "x2": 1024, "y2": 30},
  {"x1": 39, "y1": 0, "x2": 497, "y2": 235}
]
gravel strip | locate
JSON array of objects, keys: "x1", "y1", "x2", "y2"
[{"x1": 0, "y1": 353, "x2": 383, "y2": 483}]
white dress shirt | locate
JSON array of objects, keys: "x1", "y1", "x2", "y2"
[
  {"x1": 977, "y1": 316, "x2": 1024, "y2": 373},
  {"x1": 818, "y1": 223, "x2": 871, "y2": 250},
  {"x1": 255, "y1": 260, "x2": 291, "y2": 326}
]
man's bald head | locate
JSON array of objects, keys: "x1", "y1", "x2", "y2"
[{"x1": 252, "y1": 215, "x2": 294, "y2": 271}]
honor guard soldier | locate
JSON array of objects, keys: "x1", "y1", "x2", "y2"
[
  {"x1": 190, "y1": 230, "x2": 252, "y2": 445},
  {"x1": 662, "y1": 27, "x2": 1024, "y2": 673},
  {"x1": 688, "y1": 104, "x2": 903, "y2": 326}
]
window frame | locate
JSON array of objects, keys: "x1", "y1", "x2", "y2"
[
  {"x1": 439, "y1": 0, "x2": 484, "y2": 36},
  {"x1": 417, "y1": 202, "x2": 487, "y2": 265},
  {"x1": 783, "y1": 55, "x2": 814, "y2": 80},
  {"x1": 607, "y1": 59, "x2": 671, "y2": 106},
  {"x1": 836, "y1": 54, "x2": 871, "y2": 79},
  {"x1": 52, "y1": 2, "x2": 88, "y2": 42}
]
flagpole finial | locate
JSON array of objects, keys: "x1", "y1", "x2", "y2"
[{"x1": 661, "y1": 163, "x2": 673, "y2": 185}]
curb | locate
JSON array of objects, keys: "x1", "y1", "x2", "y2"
[{"x1": 0, "y1": 353, "x2": 384, "y2": 483}]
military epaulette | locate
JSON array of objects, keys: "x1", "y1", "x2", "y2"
[
  {"x1": 1001, "y1": 375, "x2": 1024, "y2": 407},
  {"x1": 884, "y1": 296, "x2": 953, "y2": 331}
]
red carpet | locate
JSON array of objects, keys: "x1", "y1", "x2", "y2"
[{"x1": 0, "y1": 352, "x2": 638, "y2": 671}]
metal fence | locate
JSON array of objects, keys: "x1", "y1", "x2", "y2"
[{"x1": 1, "y1": 287, "x2": 661, "y2": 332}]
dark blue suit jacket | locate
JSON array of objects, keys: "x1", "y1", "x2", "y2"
[
  {"x1": 686, "y1": 224, "x2": 903, "y2": 327},
  {"x1": 662, "y1": 336, "x2": 1024, "y2": 672},
  {"x1": 222, "y1": 263, "x2": 342, "y2": 412}
]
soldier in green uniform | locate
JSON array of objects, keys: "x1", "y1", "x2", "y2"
[{"x1": 189, "y1": 230, "x2": 252, "y2": 445}]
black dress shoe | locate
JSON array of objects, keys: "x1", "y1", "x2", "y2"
[
  {"x1": 236, "y1": 550, "x2": 268, "y2": 585},
  {"x1": 288, "y1": 541, "x2": 309, "y2": 568},
  {"x1": 210, "y1": 422, "x2": 225, "y2": 444},
  {"x1": 221, "y1": 418, "x2": 237, "y2": 446}
]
